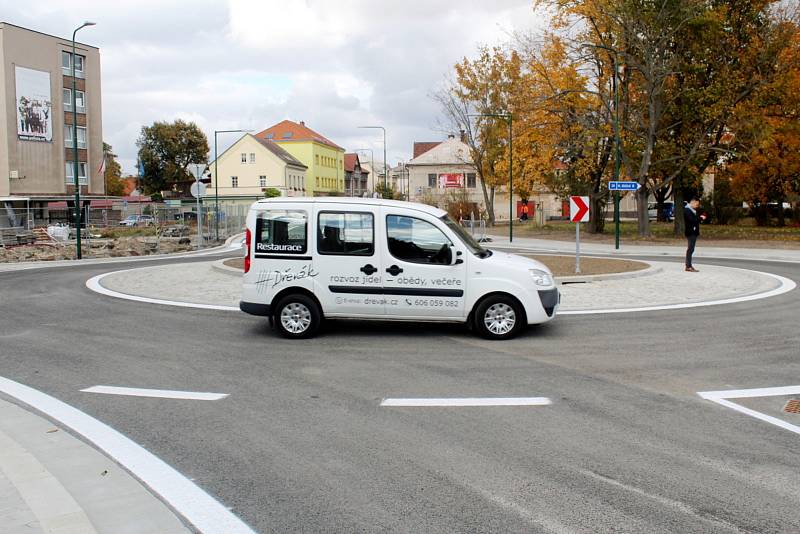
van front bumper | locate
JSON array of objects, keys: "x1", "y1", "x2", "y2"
[{"x1": 240, "y1": 301, "x2": 271, "y2": 316}]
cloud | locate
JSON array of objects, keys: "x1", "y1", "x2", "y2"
[{"x1": 1, "y1": 0, "x2": 546, "y2": 173}]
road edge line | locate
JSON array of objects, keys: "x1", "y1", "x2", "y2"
[{"x1": 0, "y1": 376, "x2": 256, "y2": 534}]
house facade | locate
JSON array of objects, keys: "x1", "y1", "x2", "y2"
[
  {"x1": 207, "y1": 134, "x2": 307, "y2": 206},
  {"x1": 344, "y1": 153, "x2": 370, "y2": 196},
  {"x1": 255, "y1": 120, "x2": 344, "y2": 196},
  {"x1": 0, "y1": 22, "x2": 103, "y2": 225}
]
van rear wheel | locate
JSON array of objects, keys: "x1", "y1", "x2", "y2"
[
  {"x1": 274, "y1": 294, "x2": 321, "y2": 339},
  {"x1": 473, "y1": 295, "x2": 524, "y2": 340}
]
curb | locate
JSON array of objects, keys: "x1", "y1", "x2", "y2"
[
  {"x1": 211, "y1": 259, "x2": 242, "y2": 277},
  {"x1": 556, "y1": 263, "x2": 661, "y2": 284}
]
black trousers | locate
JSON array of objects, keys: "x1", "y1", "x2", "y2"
[{"x1": 686, "y1": 235, "x2": 697, "y2": 267}]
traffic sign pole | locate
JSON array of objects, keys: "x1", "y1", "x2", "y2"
[
  {"x1": 575, "y1": 221, "x2": 581, "y2": 274},
  {"x1": 614, "y1": 191, "x2": 620, "y2": 250}
]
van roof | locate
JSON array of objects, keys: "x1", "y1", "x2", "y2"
[{"x1": 252, "y1": 197, "x2": 448, "y2": 218}]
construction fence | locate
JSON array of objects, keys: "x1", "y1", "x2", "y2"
[{"x1": 1, "y1": 201, "x2": 248, "y2": 245}]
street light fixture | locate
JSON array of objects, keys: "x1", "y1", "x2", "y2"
[
  {"x1": 468, "y1": 113, "x2": 513, "y2": 242},
  {"x1": 71, "y1": 21, "x2": 95, "y2": 259},
  {"x1": 213, "y1": 129, "x2": 251, "y2": 241},
  {"x1": 358, "y1": 126, "x2": 386, "y2": 193}
]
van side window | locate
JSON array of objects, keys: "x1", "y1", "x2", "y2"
[
  {"x1": 318, "y1": 212, "x2": 374, "y2": 256},
  {"x1": 255, "y1": 210, "x2": 307, "y2": 254},
  {"x1": 386, "y1": 215, "x2": 452, "y2": 265}
]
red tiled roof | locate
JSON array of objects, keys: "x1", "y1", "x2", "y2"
[
  {"x1": 256, "y1": 120, "x2": 343, "y2": 151},
  {"x1": 344, "y1": 153, "x2": 359, "y2": 172},
  {"x1": 552, "y1": 160, "x2": 568, "y2": 171},
  {"x1": 413, "y1": 142, "x2": 441, "y2": 159}
]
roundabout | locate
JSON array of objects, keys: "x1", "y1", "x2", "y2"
[{"x1": 0, "y1": 246, "x2": 798, "y2": 533}]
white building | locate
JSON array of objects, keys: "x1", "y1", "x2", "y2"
[{"x1": 207, "y1": 134, "x2": 307, "y2": 206}]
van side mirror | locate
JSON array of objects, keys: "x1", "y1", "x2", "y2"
[{"x1": 452, "y1": 248, "x2": 463, "y2": 265}]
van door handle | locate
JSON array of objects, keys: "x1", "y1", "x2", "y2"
[
  {"x1": 360, "y1": 264, "x2": 377, "y2": 275},
  {"x1": 386, "y1": 265, "x2": 403, "y2": 276}
]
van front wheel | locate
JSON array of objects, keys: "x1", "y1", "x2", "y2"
[
  {"x1": 274, "y1": 294, "x2": 321, "y2": 339},
  {"x1": 473, "y1": 295, "x2": 524, "y2": 340}
]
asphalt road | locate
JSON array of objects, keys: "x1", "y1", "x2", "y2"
[{"x1": 1, "y1": 254, "x2": 798, "y2": 533}]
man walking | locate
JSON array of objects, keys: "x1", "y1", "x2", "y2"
[{"x1": 684, "y1": 196, "x2": 703, "y2": 272}]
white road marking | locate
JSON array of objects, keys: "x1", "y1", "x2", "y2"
[
  {"x1": 0, "y1": 376, "x2": 256, "y2": 534},
  {"x1": 698, "y1": 385, "x2": 800, "y2": 437},
  {"x1": 381, "y1": 397, "x2": 552, "y2": 407},
  {"x1": 86, "y1": 271, "x2": 239, "y2": 311},
  {"x1": 560, "y1": 269, "x2": 796, "y2": 315},
  {"x1": 81, "y1": 385, "x2": 228, "y2": 401}
]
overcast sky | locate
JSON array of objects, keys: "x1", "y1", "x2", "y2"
[{"x1": 3, "y1": 0, "x2": 546, "y2": 174}]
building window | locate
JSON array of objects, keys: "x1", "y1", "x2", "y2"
[
  {"x1": 241, "y1": 153, "x2": 247, "y2": 163},
  {"x1": 250, "y1": 153, "x2": 256, "y2": 163},
  {"x1": 231, "y1": 176, "x2": 238, "y2": 188},
  {"x1": 428, "y1": 173, "x2": 437, "y2": 187},
  {"x1": 62, "y1": 89, "x2": 85, "y2": 112},
  {"x1": 64, "y1": 125, "x2": 87, "y2": 149},
  {"x1": 259, "y1": 175, "x2": 267, "y2": 188},
  {"x1": 316, "y1": 177, "x2": 319, "y2": 187},
  {"x1": 467, "y1": 173, "x2": 477, "y2": 188},
  {"x1": 62, "y1": 52, "x2": 85, "y2": 78},
  {"x1": 315, "y1": 155, "x2": 319, "y2": 165},
  {"x1": 65, "y1": 161, "x2": 88, "y2": 185}
]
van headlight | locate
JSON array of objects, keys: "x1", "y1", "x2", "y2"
[{"x1": 529, "y1": 269, "x2": 553, "y2": 286}]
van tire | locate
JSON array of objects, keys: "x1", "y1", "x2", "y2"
[
  {"x1": 473, "y1": 295, "x2": 524, "y2": 340},
  {"x1": 273, "y1": 294, "x2": 321, "y2": 339}
]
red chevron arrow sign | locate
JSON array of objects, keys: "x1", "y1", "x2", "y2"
[{"x1": 569, "y1": 196, "x2": 590, "y2": 223}]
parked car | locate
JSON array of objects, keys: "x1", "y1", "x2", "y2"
[
  {"x1": 119, "y1": 215, "x2": 155, "y2": 227},
  {"x1": 240, "y1": 197, "x2": 560, "y2": 340},
  {"x1": 647, "y1": 202, "x2": 674, "y2": 221}
]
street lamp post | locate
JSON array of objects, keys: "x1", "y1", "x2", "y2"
[
  {"x1": 469, "y1": 113, "x2": 513, "y2": 242},
  {"x1": 71, "y1": 21, "x2": 95, "y2": 259},
  {"x1": 213, "y1": 129, "x2": 250, "y2": 241},
  {"x1": 358, "y1": 126, "x2": 386, "y2": 193}
]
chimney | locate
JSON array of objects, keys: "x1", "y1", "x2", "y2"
[
  {"x1": 300, "y1": 120, "x2": 305, "y2": 126},
  {"x1": 447, "y1": 134, "x2": 455, "y2": 139},
  {"x1": 459, "y1": 129, "x2": 466, "y2": 142}
]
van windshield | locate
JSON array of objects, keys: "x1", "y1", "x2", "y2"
[{"x1": 440, "y1": 215, "x2": 491, "y2": 258}]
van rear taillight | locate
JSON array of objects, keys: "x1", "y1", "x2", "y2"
[{"x1": 244, "y1": 228, "x2": 252, "y2": 273}]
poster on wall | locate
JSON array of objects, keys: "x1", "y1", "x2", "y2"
[
  {"x1": 438, "y1": 173, "x2": 464, "y2": 188},
  {"x1": 16, "y1": 66, "x2": 53, "y2": 142}
]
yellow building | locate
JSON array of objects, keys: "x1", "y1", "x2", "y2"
[
  {"x1": 206, "y1": 134, "x2": 307, "y2": 206},
  {"x1": 256, "y1": 120, "x2": 344, "y2": 196}
]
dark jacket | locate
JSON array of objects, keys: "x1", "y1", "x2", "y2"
[{"x1": 684, "y1": 206, "x2": 700, "y2": 237}]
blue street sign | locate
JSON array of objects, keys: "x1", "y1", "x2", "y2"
[{"x1": 609, "y1": 181, "x2": 641, "y2": 191}]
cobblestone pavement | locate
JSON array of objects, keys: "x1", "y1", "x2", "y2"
[{"x1": 96, "y1": 258, "x2": 783, "y2": 312}]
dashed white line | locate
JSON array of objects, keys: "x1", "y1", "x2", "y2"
[
  {"x1": 81, "y1": 385, "x2": 228, "y2": 401},
  {"x1": 0, "y1": 376, "x2": 256, "y2": 534},
  {"x1": 381, "y1": 397, "x2": 552, "y2": 407}
]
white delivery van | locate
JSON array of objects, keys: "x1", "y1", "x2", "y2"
[{"x1": 240, "y1": 198, "x2": 559, "y2": 340}]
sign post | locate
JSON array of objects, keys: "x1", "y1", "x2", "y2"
[
  {"x1": 608, "y1": 181, "x2": 641, "y2": 250},
  {"x1": 190, "y1": 180, "x2": 207, "y2": 250},
  {"x1": 569, "y1": 195, "x2": 590, "y2": 274}
]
